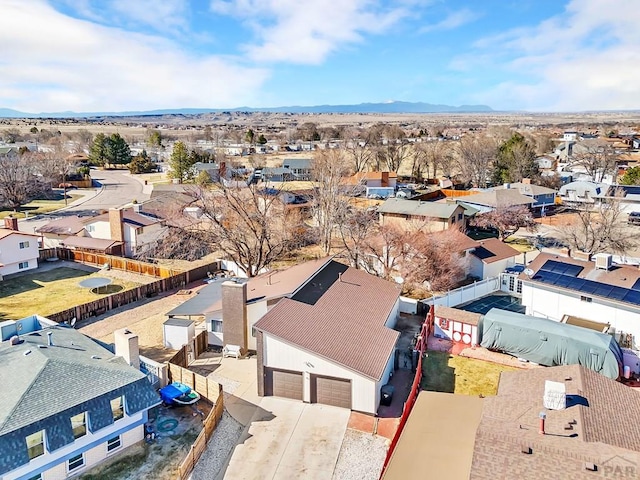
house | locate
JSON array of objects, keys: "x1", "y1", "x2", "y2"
[
  {"x1": 557, "y1": 181, "x2": 607, "y2": 205},
  {"x1": 253, "y1": 260, "x2": 401, "y2": 414},
  {"x1": 0, "y1": 316, "x2": 160, "y2": 480},
  {"x1": 469, "y1": 238, "x2": 519, "y2": 279},
  {"x1": 193, "y1": 161, "x2": 230, "y2": 182},
  {"x1": 167, "y1": 258, "x2": 332, "y2": 350},
  {"x1": 261, "y1": 167, "x2": 293, "y2": 182},
  {"x1": 535, "y1": 156, "x2": 556, "y2": 171},
  {"x1": 281, "y1": 158, "x2": 312, "y2": 180},
  {"x1": 343, "y1": 171, "x2": 398, "y2": 198},
  {"x1": 457, "y1": 188, "x2": 535, "y2": 213},
  {"x1": 520, "y1": 253, "x2": 640, "y2": 358},
  {"x1": 383, "y1": 364, "x2": 640, "y2": 480},
  {"x1": 0, "y1": 217, "x2": 39, "y2": 278},
  {"x1": 494, "y1": 181, "x2": 557, "y2": 210},
  {"x1": 378, "y1": 198, "x2": 467, "y2": 232},
  {"x1": 433, "y1": 306, "x2": 481, "y2": 347},
  {"x1": 37, "y1": 207, "x2": 165, "y2": 257}
]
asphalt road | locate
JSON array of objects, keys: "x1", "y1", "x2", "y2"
[{"x1": 20, "y1": 168, "x2": 149, "y2": 234}]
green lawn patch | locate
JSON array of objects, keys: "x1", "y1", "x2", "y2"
[
  {"x1": 421, "y1": 350, "x2": 517, "y2": 397},
  {"x1": 0, "y1": 267, "x2": 140, "y2": 320}
]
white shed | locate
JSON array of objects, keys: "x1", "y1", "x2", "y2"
[{"x1": 163, "y1": 318, "x2": 195, "y2": 350}]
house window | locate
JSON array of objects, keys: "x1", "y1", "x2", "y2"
[
  {"x1": 87, "y1": 225, "x2": 95, "y2": 233},
  {"x1": 210, "y1": 319, "x2": 223, "y2": 333},
  {"x1": 136, "y1": 227, "x2": 143, "y2": 234},
  {"x1": 450, "y1": 217, "x2": 455, "y2": 224},
  {"x1": 509, "y1": 276, "x2": 515, "y2": 292},
  {"x1": 67, "y1": 453, "x2": 85, "y2": 472},
  {"x1": 107, "y1": 435, "x2": 122, "y2": 453},
  {"x1": 439, "y1": 318, "x2": 449, "y2": 329},
  {"x1": 111, "y1": 396, "x2": 124, "y2": 421},
  {"x1": 71, "y1": 412, "x2": 87, "y2": 439},
  {"x1": 27, "y1": 474, "x2": 42, "y2": 480},
  {"x1": 19, "y1": 241, "x2": 29, "y2": 249},
  {"x1": 516, "y1": 280, "x2": 523, "y2": 294},
  {"x1": 457, "y1": 213, "x2": 463, "y2": 221},
  {"x1": 26, "y1": 430, "x2": 45, "y2": 460},
  {"x1": 19, "y1": 261, "x2": 29, "y2": 269},
  {"x1": 580, "y1": 296, "x2": 593, "y2": 303}
]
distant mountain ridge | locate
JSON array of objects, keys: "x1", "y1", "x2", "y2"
[{"x1": 0, "y1": 101, "x2": 493, "y2": 119}]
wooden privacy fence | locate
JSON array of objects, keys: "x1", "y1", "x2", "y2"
[
  {"x1": 176, "y1": 389, "x2": 224, "y2": 480},
  {"x1": 44, "y1": 254, "x2": 220, "y2": 324}
]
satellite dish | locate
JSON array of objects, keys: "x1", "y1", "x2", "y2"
[
  {"x1": 70, "y1": 317, "x2": 77, "y2": 328},
  {"x1": 524, "y1": 268, "x2": 534, "y2": 277}
]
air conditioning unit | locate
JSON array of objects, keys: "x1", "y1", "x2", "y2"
[{"x1": 594, "y1": 253, "x2": 613, "y2": 271}]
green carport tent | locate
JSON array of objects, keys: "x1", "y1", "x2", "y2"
[{"x1": 479, "y1": 308, "x2": 623, "y2": 379}]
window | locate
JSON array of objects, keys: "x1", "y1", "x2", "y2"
[
  {"x1": 106, "y1": 435, "x2": 121, "y2": 453},
  {"x1": 67, "y1": 453, "x2": 84, "y2": 472},
  {"x1": 509, "y1": 276, "x2": 515, "y2": 292},
  {"x1": 71, "y1": 412, "x2": 87, "y2": 439},
  {"x1": 86, "y1": 225, "x2": 95, "y2": 233},
  {"x1": 580, "y1": 296, "x2": 593, "y2": 303},
  {"x1": 19, "y1": 241, "x2": 30, "y2": 249},
  {"x1": 26, "y1": 430, "x2": 45, "y2": 460},
  {"x1": 210, "y1": 319, "x2": 223, "y2": 333},
  {"x1": 439, "y1": 318, "x2": 449, "y2": 329},
  {"x1": 19, "y1": 261, "x2": 29, "y2": 269},
  {"x1": 136, "y1": 227, "x2": 143, "y2": 234},
  {"x1": 516, "y1": 280, "x2": 523, "y2": 294},
  {"x1": 111, "y1": 396, "x2": 124, "y2": 421},
  {"x1": 457, "y1": 213, "x2": 463, "y2": 221},
  {"x1": 27, "y1": 474, "x2": 42, "y2": 480}
]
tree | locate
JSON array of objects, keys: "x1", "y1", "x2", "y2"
[
  {"x1": 0, "y1": 153, "x2": 46, "y2": 211},
  {"x1": 337, "y1": 207, "x2": 378, "y2": 269},
  {"x1": 456, "y1": 135, "x2": 496, "y2": 187},
  {"x1": 470, "y1": 205, "x2": 538, "y2": 241},
  {"x1": 311, "y1": 149, "x2": 351, "y2": 254},
  {"x1": 620, "y1": 166, "x2": 640, "y2": 185},
  {"x1": 572, "y1": 139, "x2": 618, "y2": 182},
  {"x1": 2, "y1": 128, "x2": 21, "y2": 143},
  {"x1": 168, "y1": 141, "x2": 195, "y2": 183},
  {"x1": 30, "y1": 127, "x2": 39, "y2": 134},
  {"x1": 193, "y1": 185, "x2": 303, "y2": 276},
  {"x1": 245, "y1": 129, "x2": 255, "y2": 144},
  {"x1": 105, "y1": 133, "x2": 132, "y2": 167},
  {"x1": 88, "y1": 133, "x2": 108, "y2": 167},
  {"x1": 203, "y1": 126, "x2": 213, "y2": 142},
  {"x1": 492, "y1": 132, "x2": 539, "y2": 184},
  {"x1": 342, "y1": 127, "x2": 374, "y2": 173},
  {"x1": 129, "y1": 150, "x2": 157, "y2": 174},
  {"x1": 555, "y1": 193, "x2": 636, "y2": 255},
  {"x1": 375, "y1": 125, "x2": 410, "y2": 173},
  {"x1": 146, "y1": 129, "x2": 163, "y2": 148},
  {"x1": 257, "y1": 134, "x2": 268, "y2": 145}
]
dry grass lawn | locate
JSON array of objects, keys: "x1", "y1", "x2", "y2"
[
  {"x1": 0, "y1": 267, "x2": 140, "y2": 320},
  {"x1": 421, "y1": 350, "x2": 517, "y2": 397},
  {"x1": 0, "y1": 194, "x2": 83, "y2": 219}
]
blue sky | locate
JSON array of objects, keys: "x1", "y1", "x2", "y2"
[{"x1": 2, "y1": 0, "x2": 639, "y2": 113}]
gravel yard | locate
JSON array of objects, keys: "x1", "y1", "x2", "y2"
[
  {"x1": 189, "y1": 412, "x2": 244, "y2": 480},
  {"x1": 332, "y1": 429, "x2": 389, "y2": 480}
]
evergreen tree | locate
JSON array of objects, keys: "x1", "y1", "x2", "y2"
[
  {"x1": 105, "y1": 133, "x2": 132, "y2": 167},
  {"x1": 88, "y1": 133, "x2": 108, "y2": 167},
  {"x1": 168, "y1": 141, "x2": 195, "y2": 183},
  {"x1": 128, "y1": 150, "x2": 156, "y2": 174},
  {"x1": 492, "y1": 132, "x2": 538, "y2": 184}
]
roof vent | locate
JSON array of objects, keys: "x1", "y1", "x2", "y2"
[
  {"x1": 46, "y1": 331, "x2": 53, "y2": 346},
  {"x1": 91, "y1": 355, "x2": 101, "y2": 360},
  {"x1": 521, "y1": 446, "x2": 532, "y2": 454},
  {"x1": 23, "y1": 350, "x2": 31, "y2": 356},
  {"x1": 594, "y1": 253, "x2": 613, "y2": 271},
  {"x1": 38, "y1": 345, "x2": 47, "y2": 349},
  {"x1": 584, "y1": 462, "x2": 597, "y2": 472}
]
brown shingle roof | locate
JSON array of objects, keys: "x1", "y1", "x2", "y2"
[
  {"x1": 0, "y1": 229, "x2": 39, "y2": 240},
  {"x1": 61, "y1": 236, "x2": 122, "y2": 251},
  {"x1": 471, "y1": 365, "x2": 640, "y2": 479},
  {"x1": 254, "y1": 261, "x2": 400, "y2": 380},
  {"x1": 36, "y1": 216, "x2": 87, "y2": 235},
  {"x1": 472, "y1": 238, "x2": 519, "y2": 264}
]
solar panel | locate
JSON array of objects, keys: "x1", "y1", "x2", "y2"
[
  {"x1": 538, "y1": 260, "x2": 583, "y2": 277},
  {"x1": 623, "y1": 290, "x2": 640, "y2": 306},
  {"x1": 632, "y1": 278, "x2": 640, "y2": 292},
  {"x1": 564, "y1": 264, "x2": 584, "y2": 277},
  {"x1": 609, "y1": 287, "x2": 629, "y2": 301}
]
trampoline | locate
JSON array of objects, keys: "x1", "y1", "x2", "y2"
[
  {"x1": 456, "y1": 294, "x2": 526, "y2": 315},
  {"x1": 78, "y1": 277, "x2": 112, "y2": 294}
]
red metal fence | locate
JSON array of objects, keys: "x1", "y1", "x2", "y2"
[{"x1": 379, "y1": 306, "x2": 434, "y2": 478}]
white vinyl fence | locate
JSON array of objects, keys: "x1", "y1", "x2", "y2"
[{"x1": 422, "y1": 277, "x2": 501, "y2": 308}]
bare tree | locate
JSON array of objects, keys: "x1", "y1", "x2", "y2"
[
  {"x1": 456, "y1": 135, "x2": 497, "y2": 187},
  {"x1": 555, "y1": 193, "x2": 636, "y2": 255},
  {"x1": 572, "y1": 139, "x2": 619, "y2": 182},
  {"x1": 337, "y1": 207, "x2": 378, "y2": 269},
  {"x1": 375, "y1": 125, "x2": 410, "y2": 173},
  {"x1": 311, "y1": 149, "x2": 351, "y2": 254},
  {"x1": 470, "y1": 205, "x2": 538, "y2": 241},
  {"x1": 193, "y1": 184, "x2": 302, "y2": 276},
  {"x1": 342, "y1": 127, "x2": 374, "y2": 173},
  {"x1": 0, "y1": 153, "x2": 46, "y2": 211}
]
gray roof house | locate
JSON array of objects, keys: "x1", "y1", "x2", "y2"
[
  {"x1": 0, "y1": 316, "x2": 160, "y2": 480},
  {"x1": 281, "y1": 158, "x2": 312, "y2": 180},
  {"x1": 457, "y1": 189, "x2": 535, "y2": 213},
  {"x1": 378, "y1": 198, "x2": 467, "y2": 232}
]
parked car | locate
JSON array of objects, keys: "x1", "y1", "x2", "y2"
[{"x1": 629, "y1": 212, "x2": 640, "y2": 225}]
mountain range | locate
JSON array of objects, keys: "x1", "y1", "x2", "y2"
[{"x1": 0, "y1": 101, "x2": 493, "y2": 119}]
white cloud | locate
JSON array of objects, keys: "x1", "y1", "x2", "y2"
[
  {"x1": 466, "y1": 0, "x2": 640, "y2": 111},
  {"x1": 211, "y1": 0, "x2": 412, "y2": 64},
  {"x1": 419, "y1": 8, "x2": 478, "y2": 34},
  {"x1": 109, "y1": 0, "x2": 190, "y2": 32},
  {"x1": 0, "y1": 0, "x2": 269, "y2": 112}
]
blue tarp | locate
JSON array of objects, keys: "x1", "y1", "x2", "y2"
[{"x1": 159, "y1": 382, "x2": 191, "y2": 404}]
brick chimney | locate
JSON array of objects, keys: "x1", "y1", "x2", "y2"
[
  {"x1": 4, "y1": 216, "x2": 18, "y2": 231},
  {"x1": 381, "y1": 171, "x2": 389, "y2": 187},
  {"x1": 222, "y1": 281, "x2": 248, "y2": 354},
  {"x1": 522, "y1": 178, "x2": 531, "y2": 184},
  {"x1": 109, "y1": 208, "x2": 124, "y2": 242},
  {"x1": 114, "y1": 328, "x2": 140, "y2": 370}
]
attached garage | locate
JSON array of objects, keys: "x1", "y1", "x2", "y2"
[
  {"x1": 311, "y1": 375, "x2": 352, "y2": 409},
  {"x1": 265, "y1": 368, "x2": 303, "y2": 400}
]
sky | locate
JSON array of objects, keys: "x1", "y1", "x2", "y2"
[{"x1": 2, "y1": 0, "x2": 640, "y2": 113}]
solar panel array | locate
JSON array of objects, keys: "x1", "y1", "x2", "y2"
[{"x1": 531, "y1": 260, "x2": 640, "y2": 306}]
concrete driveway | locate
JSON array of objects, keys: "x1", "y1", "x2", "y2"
[{"x1": 224, "y1": 398, "x2": 350, "y2": 480}]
